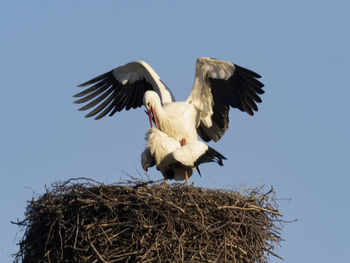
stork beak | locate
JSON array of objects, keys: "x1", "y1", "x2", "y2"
[
  {"x1": 152, "y1": 108, "x2": 159, "y2": 129},
  {"x1": 147, "y1": 109, "x2": 153, "y2": 128}
]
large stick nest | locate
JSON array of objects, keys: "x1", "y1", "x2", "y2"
[{"x1": 14, "y1": 178, "x2": 284, "y2": 263}]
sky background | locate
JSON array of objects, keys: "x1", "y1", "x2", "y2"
[{"x1": 1, "y1": 1, "x2": 349, "y2": 262}]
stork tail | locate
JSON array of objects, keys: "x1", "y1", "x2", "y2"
[{"x1": 194, "y1": 147, "x2": 227, "y2": 168}]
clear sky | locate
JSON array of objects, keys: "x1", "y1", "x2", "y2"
[{"x1": 1, "y1": 1, "x2": 349, "y2": 262}]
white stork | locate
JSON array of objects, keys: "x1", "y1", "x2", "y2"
[
  {"x1": 74, "y1": 57, "x2": 264, "y2": 145},
  {"x1": 141, "y1": 128, "x2": 226, "y2": 185}
]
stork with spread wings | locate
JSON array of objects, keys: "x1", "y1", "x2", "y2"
[
  {"x1": 74, "y1": 57, "x2": 264, "y2": 184},
  {"x1": 74, "y1": 57, "x2": 264, "y2": 144}
]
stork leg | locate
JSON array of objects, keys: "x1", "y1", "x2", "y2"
[
  {"x1": 185, "y1": 170, "x2": 188, "y2": 186},
  {"x1": 164, "y1": 179, "x2": 168, "y2": 185},
  {"x1": 180, "y1": 138, "x2": 186, "y2": 146}
]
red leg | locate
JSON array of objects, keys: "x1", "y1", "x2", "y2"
[
  {"x1": 180, "y1": 138, "x2": 186, "y2": 146},
  {"x1": 185, "y1": 170, "x2": 188, "y2": 186},
  {"x1": 164, "y1": 179, "x2": 168, "y2": 185}
]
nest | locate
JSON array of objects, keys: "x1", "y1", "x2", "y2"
[{"x1": 14, "y1": 178, "x2": 284, "y2": 263}]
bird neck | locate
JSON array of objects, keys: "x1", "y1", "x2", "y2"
[{"x1": 153, "y1": 103, "x2": 166, "y2": 128}]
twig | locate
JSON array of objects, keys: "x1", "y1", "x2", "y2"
[
  {"x1": 88, "y1": 233, "x2": 108, "y2": 263},
  {"x1": 218, "y1": 205, "x2": 281, "y2": 215}
]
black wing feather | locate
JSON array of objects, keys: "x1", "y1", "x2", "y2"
[
  {"x1": 74, "y1": 80, "x2": 112, "y2": 104},
  {"x1": 74, "y1": 70, "x2": 154, "y2": 119},
  {"x1": 78, "y1": 86, "x2": 114, "y2": 112},
  {"x1": 95, "y1": 92, "x2": 118, "y2": 120},
  {"x1": 126, "y1": 81, "x2": 139, "y2": 110},
  {"x1": 198, "y1": 64, "x2": 264, "y2": 142},
  {"x1": 194, "y1": 147, "x2": 226, "y2": 168},
  {"x1": 85, "y1": 90, "x2": 116, "y2": 118},
  {"x1": 78, "y1": 71, "x2": 111, "y2": 87},
  {"x1": 74, "y1": 78, "x2": 111, "y2": 98},
  {"x1": 111, "y1": 93, "x2": 127, "y2": 113}
]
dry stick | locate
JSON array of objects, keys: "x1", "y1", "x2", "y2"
[
  {"x1": 109, "y1": 251, "x2": 139, "y2": 262},
  {"x1": 74, "y1": 213, "x2": 79, "y2": 249},
  {"x1": 58, "y1": 222, "x2": 64, "y2": 261},
  {"x1": 15, "y1": 181, "x2": 284, "y2": 263},
  {"x1": 217, "y1": 204, "x2": 281, "y2": 215},
  {"x1": 138, "y1": 190, "x2": 186, "y2": 213},
  {"x1": 99, "y1": 225, "x2": 113, "y2": 246},
  {"x1": 44, "y1": 221, "x2": 56, "y2": 251},
  {"x1": 43, "y1": 249, "x2": 51, "y2": 263},
  {"x1": 188, "y1": 191, "x2": 205, "y2": 226},
  {"x1": 88, "y1": 233, "x2": 108, "y2": 263}
]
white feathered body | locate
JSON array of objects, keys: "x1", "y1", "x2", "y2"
[
  {"x1": 146, "y1": 58, "x2": 238, "y2": 143},
  {"x1": 76, "y1": 57, "x2": 263, "y2": 145},
  {"x1": 155, "y1": 101, "x2": 199, "y2": 142},
  {"x1": 143, "y1": 128, "x2": 208, "y2": 181}
]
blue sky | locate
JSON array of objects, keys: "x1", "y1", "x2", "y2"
[{"x1": 1, "y1": 1, "x2": 349, "y2": 262}]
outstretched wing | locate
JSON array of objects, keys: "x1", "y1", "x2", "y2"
[
  {"x1": 74, "y1": 61, "x2": 175, "y2": 120},
  {"x1": 186, "y1": 57, "x2": 264, "y2": 142}
]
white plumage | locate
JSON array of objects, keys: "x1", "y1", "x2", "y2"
[
  {"x1": 74, "y1": 58, "x2": 264, "y2": 183},
  {"x1": 112, "y1": 60, "x2": 174, "y2": 104},
  {"x1": 141, "y1": 128, "x2": 225, "y2": 183},
  {"x1": 74, "y1": 57, "x2": 264, "y2": 144}
]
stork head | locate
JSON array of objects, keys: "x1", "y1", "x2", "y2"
[
  {"x1": 143, "y1": 90, "x2": 161, "y2": 129},
  {"x1": 143, "y1": 91, "x2": 161, "y2": 110}
]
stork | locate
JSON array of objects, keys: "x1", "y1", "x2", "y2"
[
  {"x1": 141, "y1": 128, "x2": 226, "y2": 185},
  {"x1": 74, "y1": 57, "x2": 264, "y2": 145}
]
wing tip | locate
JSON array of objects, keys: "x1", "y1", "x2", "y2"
[
  {"x1": 236, "y1": 64, "x2": 262, "y2": 79},
  {"x1": 73, "y1": 97, "x2": 87, "y2": 104},
  {"x1": 77, "y1": 82, "x2": 88, "y2": 88},
  {"x1": 84, "y1": 112, "x2": 95, "y2": 118}
]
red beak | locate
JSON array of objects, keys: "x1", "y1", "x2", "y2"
[
  {"x1": 147, "y1": 108, "x2": 159, "y2": 129},
  {"x1": 152, "y1": 108, "x2": 159, "y2": 129},
  {"x1": 147, "y1": 109, "x2": 153, "y2": 128}
]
